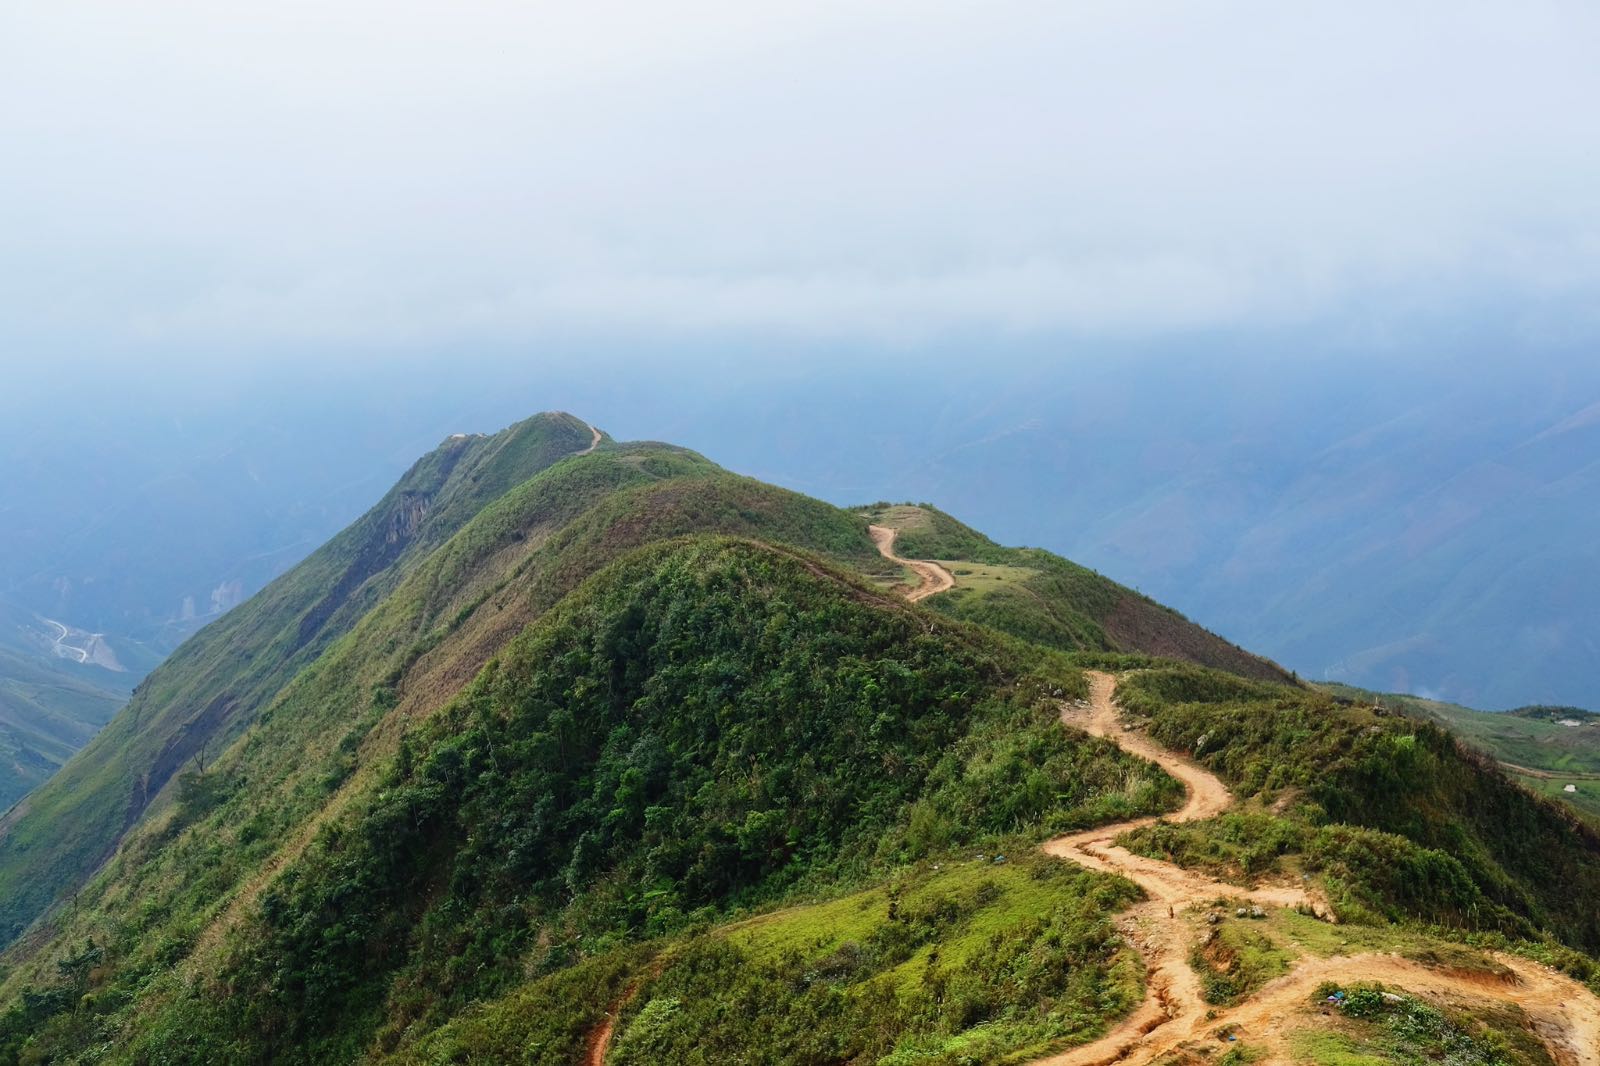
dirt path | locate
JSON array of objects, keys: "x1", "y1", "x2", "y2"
[
  {"x1": 584, "y1": 1010, "x2": 620, "y2": 1066},
  {"x1": 577, "y1": 422, "x2": 603, "y2": 455},
  {"x1": 1215, "y1": 952, "x2": 1600, "y2": 1066},
  {"x1": 1501, "y1": 761, "x2": 1600, "y2": 782},
  {"x1": 1031, "y1": 672, "x2": 1600, "y2": 1066},
  {"x1": 868, "y1": 524, "x2": 955, "y2": 602},
  {"x1": 584, "y1": 973, "x2": 656, "y2": 1066},
  {"x1": 1032, "y1": 673, "x2": 1317, "y2": 1066}
]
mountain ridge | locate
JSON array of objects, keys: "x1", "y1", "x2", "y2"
[
  {"x1": 0, "y1": 412, "x2": 600, "y2": 943},
  {"x1": 2, "y1": 412, "x2": 1596, "y2": 1065}
]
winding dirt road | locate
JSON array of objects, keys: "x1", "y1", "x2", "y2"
[
  {"x1": 1034, "y1": 672, "x2": 1600, "y2": 1066},
  {"x1": 1034, "y1": 672, "x2": 1317, "y2": 1066},
  {"x1": 868, "y1": 524, "x2": 955, "y2": 602},
  {"x1": 585, "y1": 541, "x2": 1600, "y2": 1065},
  {"x1": 44, "y1": 619, "x2": 87, "y2": 664},
  {"x1": 578, "y1": 422, "x2": 603, "y2": 455}
]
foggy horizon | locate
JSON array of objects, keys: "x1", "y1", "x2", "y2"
[
  {"x1": 6, "y1": 2, "x2": 1600, "y2": 366},
  {"x1": 4, "y1": 3, "x2": 1599, "y2": 709}
]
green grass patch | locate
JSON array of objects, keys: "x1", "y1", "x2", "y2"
[
  {"x1": 1513, "y1": 773, "x2": 1600, "y2": 823},
  {"x1": 728, "y1": 850, "x2": 1128, "y2": 994},
  {"x1": 1297, "y1": 982, "x2": 1554, "y2": 1066},
  {"x1": 1190, "y1": 918, "x2": 1294, "y2": 1005},
  {"x1": 935, "y1": 560, "x2": 1040, "y2": 596},
  {"x1": 1290, "y1": 1030, "x2": 1393, "y2": 1066},
  {"x1": 612, "y1": 850, "x2": 1145, "y2": 1065}
]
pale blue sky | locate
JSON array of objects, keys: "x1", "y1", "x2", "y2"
[{"x1": 4, "y1": 1, "x2": 1600, "y2": 366}]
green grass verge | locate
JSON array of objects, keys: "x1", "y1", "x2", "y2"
[
  {"x1": 613, "y1": 850, "x2": 1145, "y2": 1066},
  {"x1": 1293, "y1": 982, "x2": 1554, "y2": 1066}
]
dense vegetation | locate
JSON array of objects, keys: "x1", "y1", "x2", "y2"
[
  {"x1": 1, "y1": 539, "x2": 1177, "y2": 1063},
  {"x1": 4, "y1": 417, "x2": 1600, "y2": 1065},
  {"x1": 1117, "y1": 665, "x2": 1600, "y2": 952}
]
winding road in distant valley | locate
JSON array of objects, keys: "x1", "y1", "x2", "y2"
[{"x1": 44, "y1": 619, "x2": 88, "y2": 664}]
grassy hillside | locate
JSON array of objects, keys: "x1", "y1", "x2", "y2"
[
  {"x1": 861, "y1": 504, "x2": 1290, "y2": 685},
  {"x1": 0, "y1": 648, "x2": 124, "y2": 809},
  {"x1": 0, "y1": 412, "x2": 599, "y2": 946},
  {"x1": 0, "y1": 435, "x2": 906, "y2": 964},
  {"x1": 1321, "y1": 684, "x2": 1600, "y2": 823},
  {"x1": 1115, "y1": 664, "x2": 1600, "y2": 954}
]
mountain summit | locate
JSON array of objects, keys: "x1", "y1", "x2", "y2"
[{"x1": 2, "y1": 415, "x2": 1596, "y2": 1065}]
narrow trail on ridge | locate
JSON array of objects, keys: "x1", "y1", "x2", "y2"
[
  {"x1": 577, "y1": 421, "x2": 603, "y2": 455},
  {"x1": 868, "y1": 524, "x2": 955, "y2": 602},
  {"x1": 1033, "y1": 672, "x2": 1317, "y2": 1066},
  {"x1": 583, "y1": 1009, "x2": 620, "y2": 1066},
  {"x1": 585, "y1": 539, "x2": 1600, "y2": 1066},
  {"x1": 1033, "y1": 676, "x2": 1600, "y2": 1066}
]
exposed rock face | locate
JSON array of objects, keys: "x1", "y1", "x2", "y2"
[{"x1": 387, "y1": 493, "x2": 430, "y2": 545}]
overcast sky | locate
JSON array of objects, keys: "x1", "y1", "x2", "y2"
[{"x1": 4, "y1": 1, "x2": 1600, "y2": 366}]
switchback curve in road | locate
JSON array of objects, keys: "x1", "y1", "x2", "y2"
[{"x1": 869, "y1": 524, "x2": 955, "y2": 602}]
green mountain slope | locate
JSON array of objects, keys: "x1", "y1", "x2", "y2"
[
  {"x1": 3, "y1": 414, "x2": 1597, "y2": 1065},
  {"x1": 1321, "y1": 683, "x2": 1600, "y2": 823},
  {"x1": 0, "y1": 412, "x2": 600, "y2": 944},
  {"x1": 862, "y1": 504, "x2": 1290, "y2": 684},
  {"x1": 110, "y1": 540, "x2": 1168, "y2": 1062},
  {"x1": 0, "y1": 648, "x2": 124, "y2": 810}
]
